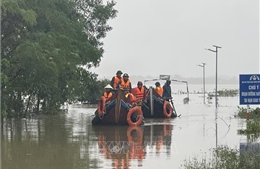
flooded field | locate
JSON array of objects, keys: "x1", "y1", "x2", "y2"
[{"x1": 1, "y1": 84, "x2": 254, "y2": 169}]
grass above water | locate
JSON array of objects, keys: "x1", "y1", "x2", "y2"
[
  {"x1": 182, "y1": 145, "x2": 260, "y2": 169},
  {"x1": 182, "y1": 107, "x2": 260, "y2": 169}
]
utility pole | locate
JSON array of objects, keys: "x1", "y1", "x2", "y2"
[
  {"x1": 206, "y1": 45, "x2": 221, "y2": 108},
  {"x1": 197, "y1": 62, "x2": 206, "y2": 104}
]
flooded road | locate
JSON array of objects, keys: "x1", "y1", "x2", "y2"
[{"x1": 1, "y1": 90, "x2": 248, "y2": 169}]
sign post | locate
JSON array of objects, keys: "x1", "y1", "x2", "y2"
[
  {"x1": 239, "y1": 74, "x2": 260, "y2": 120},
  {"x1": 159, "y1": 75, "x2": 170, "y2": 80}
]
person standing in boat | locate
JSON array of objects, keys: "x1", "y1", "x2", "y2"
[
  {"x1": 162, "y1": 80, "x2": 172, "y2": 101},
  {"x1": 110, "y1": 70, "x2": 123, "y2": 89},
  {"x1": 132, "y1": 81, "x2": 146, "y2": 105},
  {"x1": 103, "y1": 84, "x2": 113, "y2": 100},
  {"x1": 117, "y1": 73, "x2": 132, "y2": 91},
  {"x1": 155, "y1": 82, "x2": 163, "y2": 97}
]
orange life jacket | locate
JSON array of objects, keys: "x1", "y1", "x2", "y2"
[
  {"x1": 125, "y1": 93, "x2": 136, "y2": 103},
  {"x1": 155, "y1": 86, "x2": 163, "y2": 97},
  {"x1": 120, "y1": 79, "x2": 131, "y2": 89},
  {"x1": 133, "y1": 87, "x2": 145, "y2": 101},
  {"x1": 113, "y1": 76, "x2": 122, "y2": 89},
  {"x1": 103, "y1": 92, "x2": 112, "y2": 99}
]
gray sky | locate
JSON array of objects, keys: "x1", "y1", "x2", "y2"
[{"x1": 92, "y1": 0, "x2": 259, "y2": 79}]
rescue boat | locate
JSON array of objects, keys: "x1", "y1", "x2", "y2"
[
  {"x1": 91, "y1": 86, "x2": 178, "y2": 125},
  {"x1": 141, "y1": 87, "x2": 178, "y2": 118},
  {"x1": 92, "y1": 89, "x2": 144, "y2": 125}
]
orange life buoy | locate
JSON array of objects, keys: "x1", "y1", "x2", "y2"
[
  {"x1": 127, "y1": 107, "x2": 143, "y2": 125},
  {"x1": 97, "y1": 96, "x2": 106, "y2": 116},
  {"x1": 163, "y1": 101, "x2": 173, "y2": 118}
]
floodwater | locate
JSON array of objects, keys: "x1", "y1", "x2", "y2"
[{"x1": 1, "y1": 84, "x2": 254, "y2": 169}]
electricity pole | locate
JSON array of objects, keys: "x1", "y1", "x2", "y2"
[{"x1": 206, "y1": 45, "x2": 221, "y2": 108}]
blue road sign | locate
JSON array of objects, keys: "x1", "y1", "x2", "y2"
[{"x1": 239, "y1": 74, "x2": 260, "y2": 105}]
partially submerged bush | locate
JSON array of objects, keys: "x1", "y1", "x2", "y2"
[
  {"x1": 182, "y1": 145, "x2": 260, "y2": 169},
  {"x1": 182, "y1": 146, "x2": 239, "y2": 169},
  {"x1": 218, "y1": 89, "x2": 238, "y2": 97},
  {"x1": 236, "y1": 107, "x2": 260, "y2": 141},
  {"x1": 237, "y1": 107, "x2": 260, "y2": 119},
  {"x1": 238, "y1": 119, "x2": 260, "y2": 134}
]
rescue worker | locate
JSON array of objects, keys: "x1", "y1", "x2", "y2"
[
  {"x1": 155, "y1": 82, "x2": 163, "y2": 97},
  {"x1": 103, "y1": 84, "x2": 113, "y2": 100},
  {"x1": 117, "y1": 73, "x2": 132, "y2": 91},
  {"x1": 124, "y1": 89, "x2": 136, "y2": 104},
  {"x1": 162, "y1": 80, "x2": 172, "y2": 101},
  {"x1": 110, "y1": 70, "x2": 123, "y2": 89},
  {"x1": 132, "y1": 81, "x2": 146, "y2": 104}
]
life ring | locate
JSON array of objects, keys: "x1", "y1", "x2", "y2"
[
  {"x1": 97, "y1": 96, "x2": 106, "y2": 116},
  {"x1": 127, "y1": 107, "x2": 143, "y2": 125},
  {"x1": 163, "y1": 101, "x2": 173, "y2": 118}
]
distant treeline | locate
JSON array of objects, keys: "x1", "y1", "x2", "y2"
[
  {"x1": 218, "y1": 89, "x2": 238, "y2": 97},
  {"x1": 127, "y1": 75, "x2": 239, "y2": 85}
]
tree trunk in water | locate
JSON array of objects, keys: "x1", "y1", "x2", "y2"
[
  {"x1": 36, "y1": 96, "x2": 40, "y2": 113},
  {"x1": 1, "y1": 117, "x2": 3, "y2": 130},
  {"x1": 25, "y1": 96, "x2": 31, "y2": 112},
  {"x1": 42, "y1": 99, "x2": 47, "y2": 112}
]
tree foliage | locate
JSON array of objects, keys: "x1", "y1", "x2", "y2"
[{"x1": 1, "y1": 0, "x2": 117, "y2": 117}]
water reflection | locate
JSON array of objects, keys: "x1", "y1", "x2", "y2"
[
  {"x1": 92, "y1": 124, "x2": 173, "y2": 168},
  {"x1": 2, "y1": 94, "x2": 244, "y2": 168},
  {"x1": 1, "y1": 113, "x2": 173, "y2": 169},
  {"x1": 1, "y1": 115, "x2": 98, "y2": 169}
]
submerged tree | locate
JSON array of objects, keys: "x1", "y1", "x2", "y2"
[{"x1": 1, "y1": 0, "x2": 117, "y2": 117}]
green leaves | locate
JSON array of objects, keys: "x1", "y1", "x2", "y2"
[
  {"x1": 2, "y1": 0, "x2": 37, "y2": 26},
  {"x1": 20, "y1": 9, "x2": 37, "y2": 25},
  {"x1": 2, "y1": 0, "x2": 21, "y2": 14},
  {"x1": 75, "y1": 0, "x2": 117, "y2": 53},
  {"x1": 1, "y1": 0, "x2": 117, "y2": 117}
]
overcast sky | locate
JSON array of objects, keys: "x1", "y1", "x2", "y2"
[{"x1": 91, "y1": 0, "x2": 259, "y2": 79}]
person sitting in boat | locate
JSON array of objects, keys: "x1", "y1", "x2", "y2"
[
  {"x1": 132, "y1": 81, "x2": 146, "y2": 105},
  {"x1": 110, "y1": 70, "x2": 123, "y2": 89},
  {"x1": 162, "y1": 80, "x2": 172, "y2": 101},
  {"x1": 103, "y1": 84, "x2": 113, "y2": 100},
  {"x1": 117, "y1": 73, "x2": 132, "y2": 91},
  {"x1": 155, "y1": 81, "x2": 163, "y2": 97},
  {"x1": 124, "y1": 89, "x2": 137, "y2": 106}
]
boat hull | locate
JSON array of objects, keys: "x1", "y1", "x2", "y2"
[
  {"x1": 92, "y1": 88, "x2": 178, "y2": 125},
  {"x1": 92, "y1": 89, "x2": 144, "y2": 126},
  {"x1": 92, "y1": 102, "x2": 130, "y2": 125},
  {"x1": 141, "y1": 87, "x2": 177, "y2": 118}
]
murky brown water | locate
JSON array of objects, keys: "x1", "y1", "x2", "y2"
[{"x1": 1, "y1": 91, "x2": 250, "y2": 169}]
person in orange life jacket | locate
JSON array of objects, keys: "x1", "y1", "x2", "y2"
[
  {"x1": 124, "y1": 89, "x2": 136, "y2": 105},
  {"x1": 110, "y1": 70, "x2": 123, "y2": 89},
  {"x1": 117, "y1": 73, "x2": 132, "y2": 91},
  {"x1": 103, "y1": 84, "x2": 113, "y2": 100},
  {"x1": 155, "y1": 82, "x2": 163, "y2": 97},
  {"x1": 132, "y1": 81, "x2": 146, "y2": 104}
]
